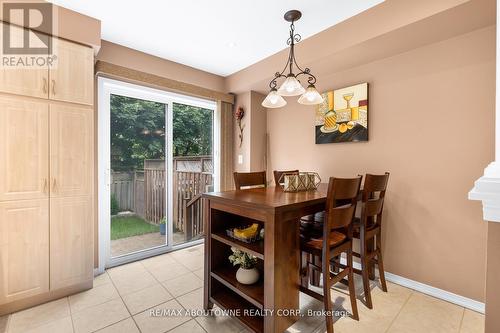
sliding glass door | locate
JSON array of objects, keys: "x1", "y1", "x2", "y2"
[
  {"x1": 172, "y1": 102, "x2": 214, "y2": 245},
  {"x1": 98, "y1": 78, "x2": 218, "y2": 269}
]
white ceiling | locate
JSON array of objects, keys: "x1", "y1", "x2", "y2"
[{"x1": 49, "y1": 0, "x2": 384, "y2": 76}]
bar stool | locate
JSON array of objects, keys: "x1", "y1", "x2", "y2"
[
  {"x1": 300, "y1": 176, "x2": 362, "y2": 333},
  {"x1": 351, "y1": 172, "x2": 390, "y2": 309},
  {"x1": 233, "y1": 171, "x2": 266, "y2": 190}
]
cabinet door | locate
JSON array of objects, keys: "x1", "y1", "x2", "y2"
[
  {"x1": 0, "y1": 96, "x2": 49, "y2": 201},
  {"x1": 50, "y1": 104, "x2": 93, "y2": 198},
  {"x1": 0, "y1": 23, "x2": 49, "y2": 99},
  {"x1": 0, "y1": 199, "x2": 49, "y2": 304},
  {"x1": 50, "y1": 196, "x2": 93, "y2": 290},
  {"x1": 49, "y1": 38, "x2": 93, "y2": 105}
]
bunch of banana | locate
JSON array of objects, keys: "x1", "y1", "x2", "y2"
[{"x1": 233, "y1": 223, "x2": 259, "y2": 239}]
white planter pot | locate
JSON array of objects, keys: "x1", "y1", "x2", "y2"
[{"x1": 236, "y1": 267, "x2": 259, "y2": 285}]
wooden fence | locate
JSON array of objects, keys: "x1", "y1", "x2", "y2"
[{"x1": 111, "y1": 157, "x2": 212, "y2": 239}]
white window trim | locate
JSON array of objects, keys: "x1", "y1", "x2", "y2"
[{"x1": 97, "y1": 77, "x2": 219, "y2": 272}]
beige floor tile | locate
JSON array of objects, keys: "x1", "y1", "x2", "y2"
[
  {"x1": 95, "y1": 318, "x2": 139, "y2": 333},
  {"x1": 9, "y1": 298, "x2": 71, "y2": 333},
  {"x1": 107, "y1": 262, "x2": 145, "y2": 279},
  {"x1": 110, "y1": 267, "x2": 158, "y2": 296},
  {"x1": 20, "y1": 316, "x2": 74, "y2": 333},
  {"x1": 72, "y1": 299, "x2": 130, "y2": 333},
  {"x1": 0, "y1": 315, "x2": 8, "y2": 333},
  {"x1": 195, "y1": 314, "x2": 244, "y2": 333},
  {"x1": 193, "y1": 268, "x2": 204, "y2": 280},
  {"x1": 387, "y1": 293, "x2": 464, "y2": 333},
  {"x1": 177, "y1": 254, "x2": 204, "y2": 271},
  {"x1": 144, "y1": 261, "x2": 190, "y2": 282},
  {"x1": 69, "y1": 283, "x2": 120, "y2": 313},
  {"x1": 93, "y1": 272, "x2": 112, "y2": 287},
  {"x1": 163, "y1": 272, "x2": 203, "y2": 297},
  {"x1": 176, "y1": 288, "x2": 203, "y2": 311},
  {"x1": 122, "y1": 284, "x2": 173, "y2": 315},
  {"x1": 460, "y1": 309, "x2": 485, "y2": 333},
  {"x1": 285, "y1": 293, "x2": 324, "y2": 333},
  {"x1": 133, "y1": 299, "x2": 191, "y2": 333},
  {"x1": 167, "y1": 319, "x2": 206, "y2": 333},
  {"x1": 141, "y1": 253, "x2": 177, "y2": 270}
]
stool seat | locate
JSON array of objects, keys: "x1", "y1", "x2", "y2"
[{"x1": 301, "y1": 231, "x2": 347, "y2": 252}]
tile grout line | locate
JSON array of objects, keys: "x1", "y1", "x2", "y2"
[
  {"x1": 67, "y1": 297, "x2": 76, "y2": 333},
  {"x1": 144, "y1": 255, "x2": 210, "y2": 333},
  {"x1": 100, "y1": 270, "x2": 142, "y2": 333},
  {"x1": 457, "y1": 307, "x2": 466, "y2": 333},
  {"x1": 384, "y1": 290, "x2": 414, "y2": 333}
]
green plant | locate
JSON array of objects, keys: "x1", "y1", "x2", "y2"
[
  {"x1": 228, "y1": 247, "x2": 257, "y2": 269},
  {"x1": 110, "y1": 194, "x2": 119, "y2": 215},
  {"x1": 159, "y1": 217, "x2": 166, "y2": 225}
]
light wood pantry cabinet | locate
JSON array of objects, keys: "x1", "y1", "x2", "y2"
[
  {"x1": 0, "y1": 96, "x2": 49, "y2": 201},
  {"x1": 50, "y1": 196, "x2": 93, "y2": 290},
  {"x1": 0, "y1": 199, "x2": 50, "y2": 305},
  {"x1": 0, "y1": 21, "x2": 95, "y2": 314},
  {"x1": 0, "y1": 24, "x2": 49, "y2": 99},
  {"x1": 50, "y1": 38, "x2": 94, "y2": 105},
  {"x1": 50, "y1": 103, "x2": 93, "y2": 198}
]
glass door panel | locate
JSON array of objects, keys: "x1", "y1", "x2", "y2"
[
  {"x1": 109, "y1": 94, "x2": 166, "y2": 258},
  {"x1": 172, "y1": 102, "x2": 214, "y2": 245}
]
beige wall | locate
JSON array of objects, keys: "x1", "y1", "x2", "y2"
[
  {"x1": 96, "y1": 40, "x2": 225, "y2": 92},
  {"x1": 263, "y1": 26, "x2": 494, "y2": 301},
  {"x1": 233, "y1": 91, "x2": 268, "y2": 173}
]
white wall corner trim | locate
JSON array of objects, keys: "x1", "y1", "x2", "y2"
[
  {"x1": 469, "y1": 0, "x2": 500, "y2": 222},
  {"x1": 340, "y1": 259, "x2": 485, "y2": 313},
  {"x1": 469, "y1": 162, "x2": 500, "y2": 222}
]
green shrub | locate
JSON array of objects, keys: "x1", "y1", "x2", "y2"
[{"x1": 111, "y1": 194, "x2": 119, "y2": 215}]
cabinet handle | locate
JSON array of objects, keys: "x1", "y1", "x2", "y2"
[
  {"x1": 51, "y1": 79, "x2": 56, "y2": 95},
  {"x1": 43, "y1": 78, "x2": 47, "y2": 94}
]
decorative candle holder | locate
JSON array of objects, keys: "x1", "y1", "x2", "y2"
[{"x1": 279, "y1": 172, "x2": 321, "y2": 192}]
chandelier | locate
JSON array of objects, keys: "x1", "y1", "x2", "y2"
[{"x1": 262, "y1": 10, "x2": 324, "y2": 109}]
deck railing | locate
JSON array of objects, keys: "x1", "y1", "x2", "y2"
[{"x1": 111, "y1": 157, "x2": 212, "y2": 239}]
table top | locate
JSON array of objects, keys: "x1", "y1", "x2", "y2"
[{"x1": 202, "y1": 184, "x2": 328, "y2": 211}]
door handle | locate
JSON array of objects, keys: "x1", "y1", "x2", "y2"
[
  {"x1": 51, "y1": 79, "x2": 56, "y2": 95},
  {"x1": 43, "y1": 78, "x2": 48, "y2": 94}
]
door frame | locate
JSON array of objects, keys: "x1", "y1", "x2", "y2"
[{"x1": 97, "y1": 77, "x2": 219, "y2": 272}]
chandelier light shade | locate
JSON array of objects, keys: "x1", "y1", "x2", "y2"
[
  {"x1": 298, "y1": 84, "x2": 324, "y2": 105},
  {"x1": 262, "y1": 9, "x2": 323, "y2": 108},
  {"x1": 261, "y1": 88, "x2": 287, "y2": 108}
]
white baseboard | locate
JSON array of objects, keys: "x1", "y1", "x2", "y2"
[{"x1": 339, "y1": 258, "x2": 485, "y2": 313}]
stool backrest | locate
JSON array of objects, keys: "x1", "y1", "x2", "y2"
[
  {"x1": 233, "y1": 171, "x2": 267, "y2": 190},
  {"x1": 324, "y1": 176, "x2": 362, "y2": 233},
  {"x1": 361, "y1": 172, "x2": 390, "y2": 229}
]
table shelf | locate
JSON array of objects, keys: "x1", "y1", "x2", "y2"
[
  {"x1": 211, "y1": 232, "x2": 264, "y2": 260},
  {"x1": 211, "y1": 265, "x2": 264, "y2": 309}
]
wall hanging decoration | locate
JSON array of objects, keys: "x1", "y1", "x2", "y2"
[
  {"x1": 315, "y1": 82, "x2": 369, "y2": 144},
  {"x1": 261, "y1": 10, "x2": 324, "y2": 108},
  {"x1": 235, "y1": 106, "x2": 245, "y2": 148}
]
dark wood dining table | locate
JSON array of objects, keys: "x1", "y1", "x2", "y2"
[{"x1": 203, "y1": 184, "x2": 330, "y2": 333}]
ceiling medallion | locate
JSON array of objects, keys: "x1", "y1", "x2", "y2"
[{"x1": 262, "y1": 10, "x2": 324, "y2": 109}]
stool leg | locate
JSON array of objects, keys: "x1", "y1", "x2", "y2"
[
  {"x1": 367, "y1": 238, "x2": 376, "y2": 280},
  {"x1": 347, "y1": 247, "x2": 359, "y2": 321},
  {"x1": 323, "y1": 258, "x2": 334, "y2": 333},
  {"x1": 376, "y1": 232, "x2": 388, "y2": 292},
  {"x1": 360, "y1": 234, "x2": 373, "y2": 309},
  {"x1": 311, "y1": 255, "x2": 321, "y2": 287},
  {"x1": 300, "y1": 251, "x2": 309, "y2": 288}
]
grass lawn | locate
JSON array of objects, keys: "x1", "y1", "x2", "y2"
[{"x1": 111, "y1": 215, "x2": 160, "y2": 240}]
